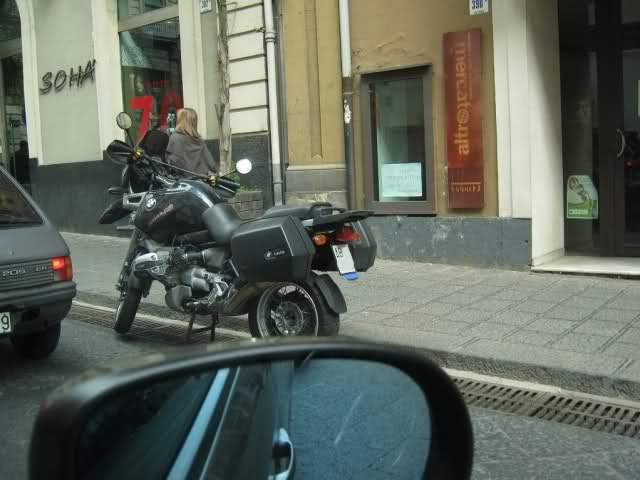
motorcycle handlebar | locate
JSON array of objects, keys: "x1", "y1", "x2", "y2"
[
  {"x1": 217, "y1": 177, "x2": 241, "y2": 191},
  {"x1": 128, "y1": 147, "x2": 243, "y2": 194}
]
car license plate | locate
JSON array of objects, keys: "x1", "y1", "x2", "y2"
[
  {"x1": 331, "y1": 244, "x2": 356, "y2": 275},
  {"x1": 0, "y1": 311, "x2": 13, "y2": 335}
]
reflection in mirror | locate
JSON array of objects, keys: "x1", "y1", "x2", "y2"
[
  {"x1": 116, "y1": 112, "x2": 133, "y2": 130},
  {"x1": 75, "y1": 360, "x2": 431, "y2": 480},
  {"x1": 236, "y1": 158, "x2": 253, "y2": 175}
]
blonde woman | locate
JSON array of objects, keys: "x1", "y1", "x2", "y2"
[{"x1": 166, "y1": 108, "x2": 218, "y2": 175}]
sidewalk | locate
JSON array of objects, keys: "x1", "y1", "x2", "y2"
[{"x1": 64, "y1": 232, "x2": 640, "y2": 400}]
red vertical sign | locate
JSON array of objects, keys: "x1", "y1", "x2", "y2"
[{"x1": 444, "y1": 29, "x2": 484, "y2": 208}]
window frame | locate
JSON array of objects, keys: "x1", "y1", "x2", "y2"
[
  {"x1": 118, "y1": 3, "x2": 183, "y2": 143},
  {"x1": 360, "y1": 66, "x2": 436, "y2": 215},
  {"x1": 118, "y1": 3, "x2": 179, "y2": 31}
]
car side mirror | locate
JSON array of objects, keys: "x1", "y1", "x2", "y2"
[{"x1": 29, "y1": 339, "x2": 474, "y2": 480}]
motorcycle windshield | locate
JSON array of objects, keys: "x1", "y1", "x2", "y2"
[{"x1": 106, "y1": 140, "x2": 134, "y2": 166}]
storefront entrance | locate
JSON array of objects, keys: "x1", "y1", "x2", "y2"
[
  {"x1": 0, "y1": 54, "x2": 29, "y2": 189},
  {"x1": 560, "y1": 0, "x2": 640, "y2": 257},
  {"x1": 0, "y1": 0, "x2": 28, "y2": 190}
]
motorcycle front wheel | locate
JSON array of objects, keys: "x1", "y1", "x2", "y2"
[
  {"x1": 249, "y1": 281, "x2": 339, "y2": 338},
  {"x1": 114, "y1": 288, "x2": 142, "y2": 334}
]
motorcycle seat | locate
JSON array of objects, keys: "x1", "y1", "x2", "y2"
[
  {"x1": 202, "y1": 203, "x2": 242, "y2": 245},
  {"x1": 261, "y1": 202, "x2": 332, "y2": 220}
]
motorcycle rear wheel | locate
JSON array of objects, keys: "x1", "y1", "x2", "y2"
[
  {"x1": 114, "y1": 288, "x2": 142, "y2": 334},
  {"x1": 249, "y1": 281, "x2": 339, "y2": 338}
]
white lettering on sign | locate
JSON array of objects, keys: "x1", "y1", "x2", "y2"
[
  {"x1": 200, "y1": 0, "x2": 213, "y2": 13},
  {"x1": 470, "y1": 0, "x2": 489, "y2": 16},
  {"x1": 381, "y1": 163, "x2": 423, "y2": 198}
]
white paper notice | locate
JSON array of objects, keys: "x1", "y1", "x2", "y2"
[
  {"x1": 200, "y1": 0, "x2": 213, "y2": 13},
  {"x1": 381, "y1": 163, "x2": 423, "y2": 197},
  {"x1": 470, "y1": 0, "x2": 489, "y2": 16}
]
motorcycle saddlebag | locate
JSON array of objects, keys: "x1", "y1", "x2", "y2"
[
  {"x1": 351, "y1": 220, "x2": 377, "y2": 272},
  {"x1": 230, "y1": 216, "x2": 316, "y2": 282}
]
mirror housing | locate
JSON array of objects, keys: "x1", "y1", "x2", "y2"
[
  {"x1": 29, "y1": 339, "x2": 473, "y2": 480},
  {"x1": 236, "y1": 158, "x2": 253, "y2": 175},
  {"x1": 116, "y1": 112, "x2": 133, "y2": 131}
]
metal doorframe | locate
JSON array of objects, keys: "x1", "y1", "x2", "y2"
[
  {"x1": 0, "y1": 57, "x2": 8, "y2": 173},
  {"x1": 0, "y1": 41, "x2": 23, "y2": 176}
]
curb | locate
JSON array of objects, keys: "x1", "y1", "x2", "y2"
[{"x1": 416, "y1": 348, "x2": 640, "y2": 401}]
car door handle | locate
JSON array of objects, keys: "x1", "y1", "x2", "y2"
[{"x1": 269, "y1": 428, "x2": 295, "y2": 480}]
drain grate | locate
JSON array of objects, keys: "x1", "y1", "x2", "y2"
[
  {"x1": 67, "y1": 305, "x2": 239, "y2": 345},
  {"x1": 453, "y1": 377, "x2": 640, "y2": 439}
]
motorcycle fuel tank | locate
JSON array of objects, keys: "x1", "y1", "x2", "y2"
[{"x1": 134, "y1": 181, "x2": 219, "y2": 244}]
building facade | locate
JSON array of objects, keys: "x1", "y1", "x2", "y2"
[
  {"x1": 280, "y1": 0, "x2": 523, "y2": 267},
  {"x1": 3, "y1": 0, "x2": 640, "y2": 273},
  {"x1": 0, "y1": 0, "x2": 273, "y2": 236},
  {"x1": 279, "y1": 0, "x2": 640, "y2": 271}
]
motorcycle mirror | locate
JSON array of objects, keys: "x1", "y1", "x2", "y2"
[
  {"x1": 116, "y1": 112, "x2": 133, "y2": 131},
  {"x1": 236, "y1": 158, "x2": 253, "y2": 175},
  {"x1": 28, "y1": 339, "x2": 473, "y2": 480}
]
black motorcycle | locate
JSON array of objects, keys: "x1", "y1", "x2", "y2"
[{"x1": 99, "y1": 112, "x2": 377, "y2": 339}]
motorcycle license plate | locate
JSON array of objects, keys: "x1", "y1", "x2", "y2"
[
  {"x1": 0, "y1": 311, "x2": 13, "y2": 336},
  {"x1": 331, "y1": 244, "x2": 356, "y2": 276}
]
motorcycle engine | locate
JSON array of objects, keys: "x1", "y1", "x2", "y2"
[{"x1": 132, "y1": 249, "x2": 231, "y2": 312}]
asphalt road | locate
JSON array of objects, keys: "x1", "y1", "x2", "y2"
[{"x1": 1, "y1": 316, "x2": 640, "y2": 479}]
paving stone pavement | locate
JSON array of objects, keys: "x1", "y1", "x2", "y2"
[{"x1": 63, "y1": 232, "x2": 640, "y2": 399}]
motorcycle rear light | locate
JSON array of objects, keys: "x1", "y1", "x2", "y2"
[
  {"x1": 312, "y1": 234, "x2": 329, "y2": 246},
  {"x1": 52, "y1": 256, "x2": 73, "y2": 282},
  {"x1": 335, "y1": 226, "x2": 360, "y2": 243}
]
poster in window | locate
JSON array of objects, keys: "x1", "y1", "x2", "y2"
[
  {"x1": 444, "y1": 29, "x2": 484, "y2": 208},
  {"x1": 121, "y1": 66, "x2": 183, "y2": 141},
  {"x1": 566, "y1": 175, "x2": 599, "y2": 219},
  {"x1": 381, "y1": 163, "x2": 423, "y2": 198}
]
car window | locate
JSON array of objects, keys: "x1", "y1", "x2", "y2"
[
  {"x1": 75, "y1": 371, "x2": 218, "y2": 480},
  {"x1": 0, "y1": 169, "x2": 42, "y2": 226}
]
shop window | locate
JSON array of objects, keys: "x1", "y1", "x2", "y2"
[
  {"x1": 361, "y1": 67, "x2": 435, "y2": 214},
  {"x1": 118, "y1": 0, "x2": 178, "y2": 20},
  {"x1": 119, "y1": 17, "x2": 183, "y2": 142},
  {"x1": 0, "y1": 0, "x2": 20, "y2": 43}
]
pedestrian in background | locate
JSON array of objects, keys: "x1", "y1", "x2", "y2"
[{"x1": 166, "y1": 108, "x2": 218, "y2": 176}]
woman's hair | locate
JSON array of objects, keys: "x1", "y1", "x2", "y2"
[{"x1": 175, "y1": 107, "x2": 201, "y2": 140}]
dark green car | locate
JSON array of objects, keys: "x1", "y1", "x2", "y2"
[{"x1": 0, "y1": 166, "x2": 76, "y2": 359}]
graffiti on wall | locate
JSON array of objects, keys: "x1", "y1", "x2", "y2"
[{"x1": 39, "y1": 60, "x2": 97, "y2": 94}]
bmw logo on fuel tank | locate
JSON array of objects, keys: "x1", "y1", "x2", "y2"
[{"x1": 145, "y1": 196, "x2": 157, "y2": 211}]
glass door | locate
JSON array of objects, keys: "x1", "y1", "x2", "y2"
[
  {"x1": 614, "y1": 1, "x2": 640, "y2": 254},
  {"x1": 1, "y1": 54, "x2": 28, "y2": 189},
  {"x1": 559, "y1": 0, "x2": 601, "y2": 255},
  {"x1": 0, "y1": 59, "x2": 7, "y2": 173}
]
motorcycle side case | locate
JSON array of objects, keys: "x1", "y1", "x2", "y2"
[
  {"x1": 230, "y1": 216, "x2": 316, "y2": 282},
  {"x1": 351, "y1": 220, "x2": 377, "y2": 272},
  {"x1": 134, "y1": 181, "x2": 218, "y2": 244}
]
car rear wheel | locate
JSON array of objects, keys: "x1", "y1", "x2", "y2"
[
  {"x1": 10, "y1": 323, "x2": 61, "y2": 359},
  {"x1": 114, "y1": 288, "x2": 142, "y2": 334}
]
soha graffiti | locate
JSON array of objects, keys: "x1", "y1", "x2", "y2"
[{"x1": 39, "y1": 60, "x2": 96, "y2": 94}]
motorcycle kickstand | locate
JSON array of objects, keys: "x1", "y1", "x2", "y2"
[
  {"x1": 185, "y1": 310, "x2": 218, "y2": 343},
  {"x1": 210, "y1": 312, "x2": 218, "y2": 342}
]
